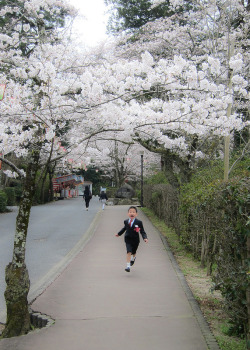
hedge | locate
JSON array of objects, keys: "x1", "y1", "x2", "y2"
[
  {"x1": 180, "y1": 177, "x2": 249, "y2": 336},
  {"x1": 144, "y1": 177, "x2": 249, "y2": 337}
]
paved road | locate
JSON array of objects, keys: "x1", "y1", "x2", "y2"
[{"x1": 0, "y1": 196, "x2": 101, "y2": 323}]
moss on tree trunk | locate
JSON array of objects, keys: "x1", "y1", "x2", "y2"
[
  {"x1": 2, "y1": 142, "x2": 42, "y2": 338},
  {"x1": 2, "y1": 263, "x2": 31, "y2": 338}
]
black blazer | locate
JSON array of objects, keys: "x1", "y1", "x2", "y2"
[
  {"x1": 117, "y1": 218, "x2": 147, "y2": 241},
  {"x1": 83, "y1": 191, "x2": 92, "y2": 200}
]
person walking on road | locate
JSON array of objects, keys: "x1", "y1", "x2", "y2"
[
  {"x1": 115, "y1": 206, "x2": 148, "y2": 272},
  {"x1": 83, "y1": 186, "x2": 92, "y2": 211},
  {"x1": 99, "y1": 190, "x2": 108, "y2": 210}
]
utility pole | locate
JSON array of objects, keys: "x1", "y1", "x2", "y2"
[
  {"x1": 224, "y1": 40, "x2": 234, "y2": 182},
  {"x1": 140, "y1": 152, "x2": 144, "y2": 207}
]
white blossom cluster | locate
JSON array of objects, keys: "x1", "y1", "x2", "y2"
[{"x1": 0, "y1": 0, "x2": 249, "y2": 180}]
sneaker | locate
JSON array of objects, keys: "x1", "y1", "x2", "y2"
[
  {"x1": 125, "y1": 267, "x2": 130, "y2": 272},
  {"x1": 130, "y1": 258, "x2": 136, "y2": 266}
]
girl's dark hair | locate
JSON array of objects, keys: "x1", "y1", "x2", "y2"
[{"x1": 128, "y1": 206, "x2": 137, "y2": 212}]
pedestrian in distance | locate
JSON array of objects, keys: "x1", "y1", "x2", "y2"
[
  {"x1": 83, "y1": 186, "x2": 92, "y2": 211},
  {"x1": 99, "y1": 190, "x2": 108, "y2": 210},
  {"x1": 115, "y1": 206, "x2": 148, "y2": 272}
]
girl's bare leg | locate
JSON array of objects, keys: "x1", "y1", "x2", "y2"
[{"x1": 126, "y1": 252, "x2": 131, "y2": 263}]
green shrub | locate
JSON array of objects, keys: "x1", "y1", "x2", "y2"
[
  {"x1": 6, "y1": 179, "x2": 23, "y2": 203},
  {"x1": 180, "y1": 176, "x2": 249, "y2": 337},
  {"x1": 217, "y1": 335, "x2": 246, "y2": 350},
  {"x1": 33, "y1": 173, "x2": 50, "y2": 204},
  {"x1": 14, "y1": 184, "x2": 23, "y2": 203},
  {"x1": 106, "y1": 187, "x2": 118, "y2": 198},
  {"x1": 4, "y1": 187, "x2": 16, "y2": 206},
  {"x1": 212, "y1": 178, "x2": 249, "y2": 337},
  {"x1": 145, "y1": 171, "x2": 168, "y2": 184},
  {"x1": 0, "y1": 191, "x2": 7, "y2": 212}
]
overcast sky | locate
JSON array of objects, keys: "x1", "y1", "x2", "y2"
[{"x1": 67, "y1": 0, "x2": 109, "y2": 46}]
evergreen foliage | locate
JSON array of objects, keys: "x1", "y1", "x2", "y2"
[
  {"x1": 76, "y1": 167, "x2": 103, "y2": 195},
  {"x1": 33, "y1": 172, "x2": 50, "y2": 204},
  {"x1": 145, "y1": 171, "x2": 168, "y2": 184},
  {"x1": 104, "y1": 0, "x2": 172, "y2": 33}
]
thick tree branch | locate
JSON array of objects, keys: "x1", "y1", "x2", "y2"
[{"x1": 0, "y1": 157, "x2": 25, "y2": 178}]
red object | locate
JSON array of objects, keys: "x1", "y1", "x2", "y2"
[{"x1": 52, "y1": 179, "x2": 59, "y2": 191}]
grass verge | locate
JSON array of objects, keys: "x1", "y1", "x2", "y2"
[{"x1": 142, "y1": 207, "x2": 246, "y2": 350}]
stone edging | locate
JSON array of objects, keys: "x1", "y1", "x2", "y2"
[{"x1": 30, "y1": 309, "x2": 55, "y2": 330}]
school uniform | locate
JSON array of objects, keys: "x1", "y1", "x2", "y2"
[
  {"x1": 83, "y1": 189, "x2": 92, "y2": 209},
  {"x1": 117, "y1": 218, "x2": 147, "y2": 254},
  {"x1": 99, "y1": 192, "x2": 108, "y2": 209}
]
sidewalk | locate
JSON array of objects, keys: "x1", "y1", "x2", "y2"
[{"x1": 0, "y1": 206, "x2": 219, "y2": 350}]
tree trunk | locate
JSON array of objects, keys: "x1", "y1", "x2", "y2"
[
  {"x1": 161, "y1": 154, "x2": 180, "y2": 189},
  {"x1": 207, "y1": 235, "x2": 217, "y2": 276},
  {"x1": 48, "y1": 165, "x2": 56, "y2": 202},
  {"x1": 224, "y1": 40, "x2": 234, "y2": 181},
  {"x1": 3, "y1": 263, "x2": 30, "y2": 337},
  {"x1": 2, "y1": 144, "x2": 41, "y2": 338},
  {"x1": 40, "y1": 171, "x2": 47, "y2": 204},
  {"x1": 200, "y1": 230, "x2": 206, "y2": 268}
]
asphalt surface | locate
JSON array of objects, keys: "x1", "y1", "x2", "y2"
[
  {"x1": 0, "y1": 196, "x2": 101, "y2": 323},
  {"x1": 0, "y1": 204, "x2": 220, "y2": 350}
]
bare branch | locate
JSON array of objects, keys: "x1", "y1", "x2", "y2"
[{"x1": 0, "y1": 157, "x2": 25, "y2": 178}]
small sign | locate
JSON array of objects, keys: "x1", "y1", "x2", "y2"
[{"x1": 0, "y1": 84, "x2": 6, "y2": 101}]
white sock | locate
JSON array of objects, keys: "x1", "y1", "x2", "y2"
[
  {"x1": 127, "y1": 263, "x2": 130, "y2": 268},
  {"x1": 131, "y1": 256, "x2": 134, "y2": 261}
]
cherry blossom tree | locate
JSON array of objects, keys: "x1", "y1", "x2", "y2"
[
  {"x1": 0, "y1": 0, "x2": 160, "y2": 336},
  {"x1": 83, "y1": 48, "x2": 248, "y2": 186},
  {"x1": 74, "y1": 135, "x2": 161, "y2": 187},
  {"x1": 0, "y1": 0, "x2": 102, "y2": 337},
  {"x1": 0, "y1": 0, "x2": 249, "y2": 338},
  {"x1": 108, "y1": 0, "x2": 249, "y2": 183}
]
